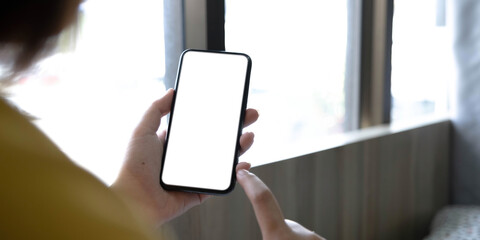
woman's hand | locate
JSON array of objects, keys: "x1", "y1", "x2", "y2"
[
  {"x1": 111, "y1": 89, "x2": 259, "y2": 228},
  {"x1": 236, "y1": 164, "x2": 325, "y2": 240}
]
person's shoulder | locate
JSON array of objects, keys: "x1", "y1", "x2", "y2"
[
  {"x1": 0, "y1": 98, "x2": 157, "y2": 240},
  {"x1": 0, "y1": 98, "x2": 66, "y2": 161}
]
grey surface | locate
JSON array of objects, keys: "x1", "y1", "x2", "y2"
[{"x1": 452, "y1": 0, "x2": 480, "y2": 204}]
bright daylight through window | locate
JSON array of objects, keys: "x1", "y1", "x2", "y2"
[
  {"x1": 391, "y1": 0, "x2": 453, "y2": 121},
  {"x1": 8, "y1": 0, "x2": 166, "y2": 184},
  {"x1": 225, "y1": 0, "x2": 350, "y2": 165}
]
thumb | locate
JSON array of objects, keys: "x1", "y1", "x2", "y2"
[{"x1": 133, "y1": 89, "x2": 174, "y2": 137}]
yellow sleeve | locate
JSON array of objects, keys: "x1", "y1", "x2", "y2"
[{"x1": 0, "y1": 99, "x2": 159, "y2": 239}]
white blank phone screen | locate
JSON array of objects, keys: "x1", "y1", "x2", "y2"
[{"x1": 162, "y1": 51, "x2": 249, "y2": 191}]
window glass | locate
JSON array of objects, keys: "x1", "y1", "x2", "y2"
[
  {"x1": 225, "y1": 0, "x2": 350, "y2": 164},
  {"x1": 391, "y1": 0, "x2": 453, "y2": 121},
  {"x1": 8, "y1": 0, "x2": 166, "y2": 184}
]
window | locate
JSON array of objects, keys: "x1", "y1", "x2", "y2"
[
  {"x1": 391, "y1": 0, "x2": 453, "y2": 121},
  {"x1": 6, "y1": 0, "x2": 453, "y2": 183},
  {"x1": 8, "y1": 0, "x2": 166, "y2": 184},
  {"x1": 224, "y1": 0, "x2": 354, "y2": 164}
]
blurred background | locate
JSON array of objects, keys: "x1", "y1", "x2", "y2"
[
  {"x1": 8, "y1": 0, "x2": 480, "y2": 239},
  {"x1": 7, "y1": 0, "x2": 453, "y2": 185}
]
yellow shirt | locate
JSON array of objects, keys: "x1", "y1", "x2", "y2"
[{"x1": 0, "y1": 99, "x2": 157, "y2": 239}]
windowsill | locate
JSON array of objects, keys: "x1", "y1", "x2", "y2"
[{"x1": 242, "y1": 114, "x2": 451, "y2": 167}]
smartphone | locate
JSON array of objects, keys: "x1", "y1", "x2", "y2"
[{"x1": 160, "y1": 49, "x2": 252, "y2": 195}]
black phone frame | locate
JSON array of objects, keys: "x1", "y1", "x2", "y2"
[{"x1": 159, "y1": 49, "x2": 252, "y2": 195}]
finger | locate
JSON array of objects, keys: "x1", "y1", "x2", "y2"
[
  {"x1": 239, "y1": 132, "x2": 254, "y2": 156},
  {"x1": 285, "y1": 219, "x2": 312, "y2": 236},
  {"x1": 286, "y1": 220, "x2": 326, "y2": 240},
  {"x1": 198, "y1": 193, "x2": 212, "y2": 203},
  {"x1": 175, "y1": 192, "x2": 212, "y2": 214},
  {"x1": 133, "y1": 89, "x2": 174, "y2": 137},
  {"x1": 236, "y1": 162, "x2": 251, "y2": 172},
  {"x1": 243, "y1": 108, "x2": 259, "y2": 128},
  {"x1": 236, "y1": 169, "x2": 287, "y2": 236},
  {"x1": 158, "y1": 129, "x2": 167, "y2": 144}
]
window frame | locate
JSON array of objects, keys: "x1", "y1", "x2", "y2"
[{"x1": 359, "y1": 0, "x2": 394, "y2": 128}]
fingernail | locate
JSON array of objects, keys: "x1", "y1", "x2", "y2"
[
  {"x1": 237, "y1": 169, "x2": 249, "y2": 177},
  {"x1": 243, "y1": 162, "x2": 252, "y2": 168}
]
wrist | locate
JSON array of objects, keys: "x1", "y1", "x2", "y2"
[{"x1": 110, "y1": 178, "x2": 166, "y2": 229}]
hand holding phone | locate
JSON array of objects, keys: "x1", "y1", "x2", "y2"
[
  {"x1": 113, "y1": 89, "x2": 258, "y2": 227},
  {"x1": 160, "y1": 49, "x2": 252, "y2": 195}
]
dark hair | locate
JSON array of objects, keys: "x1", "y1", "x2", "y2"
[{"x1": 0, "y1": 0, "x2": 81, "y2": 81}]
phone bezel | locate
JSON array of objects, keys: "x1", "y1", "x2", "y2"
[{"x1": 159, "y1": 49, "x2": 252, "y2": 195}]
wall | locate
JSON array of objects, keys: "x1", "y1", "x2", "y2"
[
  {"x1": 164, "y1": 120, "x2": 450, "y2": 240},
  {"x1": 452, "y1": 0, "x2": 480, "y2": 204}
]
